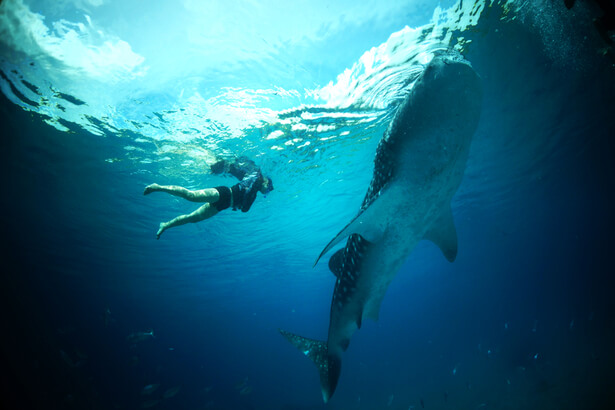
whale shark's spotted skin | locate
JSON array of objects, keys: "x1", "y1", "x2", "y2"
[
  {"x1": 328, "y1": 120, "x2": 399, "y2": 322},
  {"x1": 332, "y1": 234, "x2": 367, "y2": 312},
  {"x1": 361, "y1": 128, "x2": 396, "y2": 210},
  {"x1": 327, "y1": 113, "x2": 400, "y2": 322},
  {"x1": 282, "y1": 53, "x2": 483, "y2": 403}
]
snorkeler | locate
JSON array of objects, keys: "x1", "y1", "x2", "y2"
[{"x1": 144, "y1": 156, "x2": 273, "y2": 239}]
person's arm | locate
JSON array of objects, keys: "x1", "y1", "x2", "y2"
[
  {"x1": 229, "y1": 156, "x2": 258, "y2": 181},
  {"x1": 210, "y1": 159, "x2": 228, "y2": 174},
  {"x1": 228, "y1": 162, "x2": 246, "y2": 180}
]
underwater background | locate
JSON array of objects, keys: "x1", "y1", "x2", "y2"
[{"x1": 1, "y1": 0, "x2": 614, "y2": 409}]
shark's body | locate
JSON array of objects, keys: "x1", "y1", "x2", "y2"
[{"x1": 281, "y1": 54, "x2": 482, "y2": 402}]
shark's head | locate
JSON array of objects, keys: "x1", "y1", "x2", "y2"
[
  {"x1": 395, "y1": 52, "x2": 482, "y2": 157},
  {"x1": 421, "y1": 54, "x2": 478, "y2": 88}
]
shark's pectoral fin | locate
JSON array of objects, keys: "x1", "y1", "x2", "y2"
[
  {"x1": 424, "y1": 204, "x2": 458, "y2": 262},
  {"x1": 328, "y1": 249, "x2": 344, "y2": 277},
  {"x1": 279, "y1": 329, "x2": 340, "y2": 403},
  {"x1": 314, "y1": 191, "x2": 388, "y2": 267}
]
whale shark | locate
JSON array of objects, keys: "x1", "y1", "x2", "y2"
[{"x1": 280, "y1": 53, "x2": 483, "y2": 402}]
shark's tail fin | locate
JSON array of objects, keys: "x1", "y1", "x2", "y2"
[{"x1": 279, "y1": 329, "x2": 341, "y2": 403}]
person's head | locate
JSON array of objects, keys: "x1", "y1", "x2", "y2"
[{"x1": 259, "y1": 176, "x2": 274, "y2": 194}]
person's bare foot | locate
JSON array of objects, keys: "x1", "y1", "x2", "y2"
[
  {"x1": 156, "y1": 222, "x2": 167, "y2": 239},
  {"x1": 144, "y1": 183, "x2": 161, "y2": 195}
]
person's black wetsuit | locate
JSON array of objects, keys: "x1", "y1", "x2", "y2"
[{"x1": 210, "y1": 157, "x2": 273, "y2": 212}]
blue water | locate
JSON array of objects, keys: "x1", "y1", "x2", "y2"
[{"x1": 1, "y1": 0, "x2": 614, "y2": 409}]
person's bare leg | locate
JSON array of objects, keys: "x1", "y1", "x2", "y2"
[
  {"x1": 156, "y1": 203, "x2": 219, "y2": 239},
  {"x1": 144, "y1": 183, "x2": 220, "y2": 203}
]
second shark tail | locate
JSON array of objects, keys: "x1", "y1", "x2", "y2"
[{"x1": 279, "y1": 329, "x2": 341, "y2": 403}]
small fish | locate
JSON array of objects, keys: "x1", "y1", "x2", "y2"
[
  {"x1": 388, "y1": 394, "x2": 394, "y2": 406},
  {"x1": 569, "y1": 319, "x2": 574, "y2": 330},
  {"x1": 504, "y1": 322, "x2": 508, "y2": 330},
  {"x1": 444, "y1": 391, "x2": 448, "y2": 403},
  {"x1": 140, "y1": 399, "x2": 160, "y2": 408},
  {"x1": 127, "y1": 329, "x2": 155, "y2": 344},
  {"x1": 162, "y1": 386, "x2": 181, "y2": 399},
  {"x1": 104, "y1": 308, "x2": 113, "y2": 327},
  {"x1": 60, "y1": 350, "x2": 75, "y2": 367},
  {"x1": 234, "y1": 377, "x2": 249, "y2": 390},
  {"x1": 60, "y1": 350, "x2": 87, "y2": 368},
  {"x1": 56, "y1": 326, "x2": 76, "y2": 335},
  {"x1": 141, "y1": 384, "x2": 160, "y2": 396},
  {"x1": 239, "y1": 385, "x2": 253, "y2": 395},
  {"x1": 532, "y1": 320, "x2": 538, "y2": 333},
  {"x1": 420, "y1": 398, "x2": 425, "y2": 408}
]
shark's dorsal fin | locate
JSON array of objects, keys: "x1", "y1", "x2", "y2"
[
  {"x1": 314, "y1": 190, "x2": 388, "y2": 267},
  {"x1": 423, "y1": 204, "x2": 458, "y2": 262}
]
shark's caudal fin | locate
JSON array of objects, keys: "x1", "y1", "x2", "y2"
[{"x1": 279, "y1": 329, "x2": 341, "y2": 403}]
